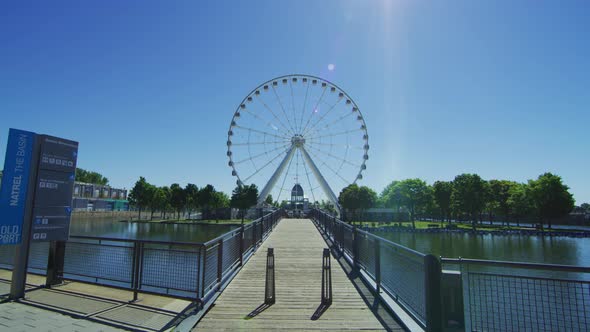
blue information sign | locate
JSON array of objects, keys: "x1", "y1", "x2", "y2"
[{"x1": 0, "y1": 129, "x2": 36, "y2": 245}]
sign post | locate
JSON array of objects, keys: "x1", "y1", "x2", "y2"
[{"x1": 0, "y1": 129, "x2": 78, "y2": 299}]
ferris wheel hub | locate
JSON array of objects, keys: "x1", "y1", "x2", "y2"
[{"x1": 291, "y1": 135, "x2": 306, "y2": 148}]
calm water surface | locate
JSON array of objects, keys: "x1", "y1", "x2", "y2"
[
  {"x1": 372, "y1": 230, "x2": 590, "y2": 266},
  {"x1": 70, "y1": 215, "x2": 237, "y2": 242}
]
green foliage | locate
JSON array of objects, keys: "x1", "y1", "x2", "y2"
[
  {"x1": 507, "y1": 183, "x2": 532, "y2": 224},
  {"x1": 170, "y1": 183, "x2": 186, "y2": 219},
  {"x1": 76, "y1": 168, "x2": 109, "y2": 185},
  {"x1": 451, "y1": 174, "x2": 488, "y2": 228},
  {"x1": 398, "y1": 179, "x2": 431, "y2": 223},
  {"x1": 433, "y1": 181, "x2": 453, "y2": 222},
  {"x1": 581, "y1": 203, "x2": 590, "y2": 212},
  {"x1": 184, "y1": 183, "x2": 200, "y2": 214},
  {"x1": 338, "y1": 184, "x2": 377, "y2": 221},
  {"x1": 265, "y1": 194, "x2": 274, "y2": 205},
  {"x1": 230, "y1": 184, "x2": 259, "y2": 223},
  {"x1": 128, "y1": 176, "x2": 150, "y2": 219},
  {"x1": 527, "y1": 173, "x2": 575, "y2": 228}
]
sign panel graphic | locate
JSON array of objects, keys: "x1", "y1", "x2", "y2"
[
  {"x1": 31, "y1": 135, "x2": 78, "y2": 242},
  {"x1": 0, "y1": 129, "x2": 36, "y2": 245}
]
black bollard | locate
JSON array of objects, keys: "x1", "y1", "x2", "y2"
[
  {"x1": 321, "y1": 248, "x2": 332, "y2": 305},
  {"x1": 265, "y1": 248, "x2": 275, "y2": 305}
]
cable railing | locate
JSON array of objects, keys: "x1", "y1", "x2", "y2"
[
  {"x1": 0, "y1": 209, "x2": 284, "y2": 304},
  {"x1": 310, "y1": 208, "x2": 590, "y2": 332}
]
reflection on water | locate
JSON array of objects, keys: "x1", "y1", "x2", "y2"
[
  {"x1": 70, "y1": 215, "x2": 237, "y2": 242},
  {"x1": 372, "y1": 231, "x2": 590, "y2": 266}
]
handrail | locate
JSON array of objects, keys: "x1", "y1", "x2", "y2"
[
  {"x1": 69, "y1": 235, "x2": 206, "y2": 247},
  {"x1": 355, "y1": 227, "x2": 426, "y2": 258},
  {"x1": 441, "y1": 257, "x2": 590, "y2": 273}
]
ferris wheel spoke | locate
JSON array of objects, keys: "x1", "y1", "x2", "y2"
[
  {"x1": 289, "y1": 80, "x2": 299, "y2": 134},
  {"x1": 233, "y1": 125, "x2": 290, "y2": 140},
  {"x1": 304, "y1": 111, "x2": 356, "y2": 139},
  {"x1": 243, "y1": 146, "x2": 292, "y2": 183},
  {"x1": 271, "y1": 86, "x2": 297, "y2": 134},
  {"x1": 301, "y1": 97, "x2": 343, "y2": 137},
  {"x1": 306, "y1": 128, "x2": 364, "y2": 141},
  {"x1": 299, "y1": 81, "x2": 310, "y2": 133},
  {"x1": 231, "y1": 140, "x2": 289, "y2": 146},
  {"x1": 234, "y1": 142, "x2": 290, "y2": 165},
  {"x1": 241, "y1": 108, "x2": 290, "y2": 134},
  {"x1": 305, "y1": 148, "x2": 350, "y2": 185},
  {"x1": 255, "y1": 95, "x2": 295, "y2": 136},
  {"x1": 305, "y1": 140, "x2": 365, "y2": 151},
  {"x1": 306, "y1": 144, "x2": 361, "y2": 168},
  {"x1": 299, "y1": 87, "x2": 327, "y2": 135}
]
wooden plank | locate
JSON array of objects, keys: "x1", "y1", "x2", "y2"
[{"x1": 195, "y1": 218, "x2": 393, "y2": 331}]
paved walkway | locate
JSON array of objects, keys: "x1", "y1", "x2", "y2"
[
  {"x1": 195, "y1": 218, "x2": 390, "y2": 331},
  {"x1": 0, "y1": 301, "x2": 123, "y2": 332},
  {"x1": 1, "y1": 271, "x2": 193, "y2": 331}
]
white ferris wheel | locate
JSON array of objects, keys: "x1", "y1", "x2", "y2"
[{"x1": 226, "y1": 75, "x2": 369, "y2": 213}]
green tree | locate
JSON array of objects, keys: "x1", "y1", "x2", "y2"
[
  {"x1": 451, "y1": 174, "x2": 488, "y2": 229},
  {"x1": 184, "y1": 183, "x2": 199, "y2": 219},
  {"x1": 128, "y1": 176, "x2": 150, "y2": 219},
  {"x1": 358, "y1": 186, "x2": 377, "y2": 220},
  {"x1": 488, "y1": 180, "x2": 517, "y2": 226},
  {"x1": 580, "y1": 203, "x2": 590, "y2": 212},
  {"x1": 398, "y1": 179, "x2": 431, "y2": 228},
  {"x1": 265, "y1": 194, "x2": 274, "y2": 206},
  {"x1": 433, "y1": 181, "x2": 453, "y2": 224},
  {"x1": 339, "y1": 184, "x2": 361, "y2": 222},
  {"x1": 75, "y1": 168, "x2": 109, "y2": 185},
  {"x1": 380, "y1": 181, "x2": 403, "y2": 212},
  {"x1": 230, "y1": 184, "x2": 259, "y2": 224},
  {"x1": 507, "y1": 183, "x2": 532, "y2": 227},
  {"x1": 210, "y1": 191, "x2": 230, "y2": 222},
  {"x1": 170, "y1": 183, "x2": 186, "y2": 220},
  {"x1": 527, "y1": 173, "x2": 575, "y2": 229},
  {"x1": 198, "y1": 184, "x2": 215, "y2": 216}
]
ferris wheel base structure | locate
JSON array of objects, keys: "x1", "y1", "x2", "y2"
[{"x1": 257, "y1": 142, "x2": 341, "y2": 215}]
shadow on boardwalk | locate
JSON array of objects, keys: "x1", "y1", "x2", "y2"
[{"x1": 1, "y1": 273, "x2": 196, "y2": 332}]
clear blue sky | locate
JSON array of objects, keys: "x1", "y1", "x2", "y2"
[{"x1": 1, "y1": 1, "x2": 589, "y2": 203}]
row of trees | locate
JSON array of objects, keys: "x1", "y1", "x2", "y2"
[
  {"x1": 128, "y1": 177, "x2": 230, "y2": 220},
  {"x1": 340, "y1": 172, "x2": 577, "y2": 229},
  {"x1": 75, "y1": 168, "x2": 109, "y2": 185},
  {"x1": 128, "y1": 177, "x2": 260, "y2": 223}
]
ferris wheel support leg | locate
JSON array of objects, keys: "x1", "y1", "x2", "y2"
[
  {"x1": 299, "y1": 147, "x2": 342, "y2": 216},
  {"x1": 258, "y1": 145, "x2": 296, "y2": 205}
]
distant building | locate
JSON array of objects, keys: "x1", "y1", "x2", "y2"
[
  {"x1": 0, "y1": 170, "x2": 128, "y2": 212},
  {"x1": 72, "y1": 182, "x2": 128, "y2": 211},
  {"x1": 290, "y1": 184, "x2": 310, "y2": 212}
]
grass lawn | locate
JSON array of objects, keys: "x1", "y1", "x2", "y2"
[{"x1": 348, "y1": 220, "x2": 587, "y2": 232}]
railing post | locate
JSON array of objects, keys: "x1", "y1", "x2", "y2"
[
  {"x1": 321, "y1": 248, "x2": 332, "y2": 305},
  {"x1": 217, "y1": 239, "x2": 223, "y2": 290},
  {"x1": 424, "y1": 254, "x2": 442, "y2": 332},
  {"x1": 264, "y1": 248, "x2": 275, "y2": 305},
  {"x1": 352, "y1": 225, "x2": 359, "y2": 268},
  {"x1": 131, "y1": 241, "x2": 142, "y2": 302},
  {"x1": 239, "y1": 225, "x2": 244, "y2": 266},
  {"x1": 45, "y1": 241, "x2": 66, "y2": 287},
  {"x1": 198, "y1": 245, "x2": 206, "y2": 302},
  {"x1": 259, "y1": 215, "x2": 264, "y2": 242},
  {"x1": 374, "y1": 240, "x2": 381, "y2": 293}
]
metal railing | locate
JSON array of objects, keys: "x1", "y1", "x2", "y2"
[
  {"x1": 310, "y1": 209, "x2": 440, "y2": 331},
  {"x1": 0, "y1": 209, "x2": 283, "y2": 304},
  {"x1": 311, "y1": 208, "x2": 590, "y2": 332},
  {"x1": 442, "y1": 258, "x2": 590, "y2": 332}
]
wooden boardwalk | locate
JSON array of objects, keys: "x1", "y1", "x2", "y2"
[{"x1": 195, "y1": 218, "x2": 389, "y2": 331}]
